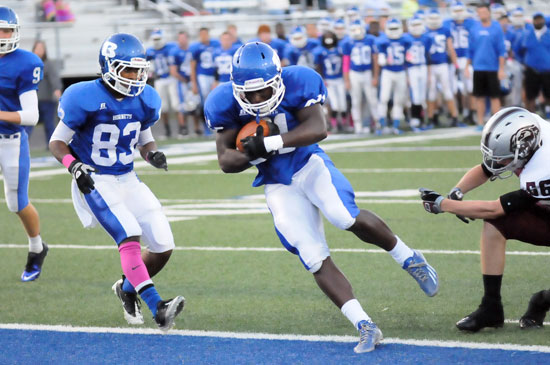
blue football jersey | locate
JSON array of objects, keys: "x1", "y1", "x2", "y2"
[
  {"x1": 376, "y1": 35, "x2": 411, "y2": 72},
  {"x1": 189, "y1": 40, "x2": 221, "y2": 76},
  {"x1": 58, "y1": 80, "x2": 161, "y2": 175},
  {"x1": 283, "y1": 39, "x2": 319, "y2": 68},
  {"x1": 0, "y1": 49, "x2": 43, "y2": 134},
  {"x1": 443, "y1": 18, "x2": 475, "y2": 58},
  {"x1": 204, "y1": 66, "x2": 327, "y2": 187},
  {"x1": 146, "y1": 42, "x2": 178, "y2": 79},
  {"x1": 341, "y1": 35, "x2": 377, "y2": 72},
  {"x1": 406, "y1": 34, "x2": 429, "y2": 67},
  {"x1": 426, "y1": 27, "x2": 452, "y2": 64},
  {"x1": 214, "y1": 47, "x2": 237, "y2": 83},
  {"x1": 314, "y1": 46, "x2": 344, "y2": 79},
  {"x1": 169, "y1": 46, "x2": 192, "y2": 79}
]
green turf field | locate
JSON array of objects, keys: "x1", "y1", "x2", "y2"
[{"x1": 1, "y1": 130, "x2": 549, "y2": 347}]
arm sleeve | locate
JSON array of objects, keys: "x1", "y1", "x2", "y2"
[
  {"x1": 138, "y1": 127, "x2": 154, "y2": 146},
  {"x1": 17, "y1": 90, "x2": 39, "y2": 126},
  {"x1": 49, "y1": 121, "x2": 75, "y2": 144},
  {"x1": 499, "y1": 189, "x2": 537, "y2": 214}
]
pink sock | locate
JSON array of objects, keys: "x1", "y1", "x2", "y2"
[
  {"x1": 330, "y1": 118, "x2": 338, "y2": 128},
  {"x1": 118, "y1": 241, "x2": 152, "y2": 292}
]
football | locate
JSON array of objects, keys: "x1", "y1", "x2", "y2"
[{"x1": 236, "y1": 120, "x2": 272, "y2": 152}]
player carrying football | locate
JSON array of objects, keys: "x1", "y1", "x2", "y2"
[
  {"x1": 420, "y1": 107, "x2": 550, "y2": 331},
  {"x1": 49, "y1": 33, "x2": 184, "y2": 331},
  {"x1": 204, "y1": 42, "x2": 439, "y2": 353},
  {"x1": 0, "y1": 6, "x2": 49, "y2": 282}
]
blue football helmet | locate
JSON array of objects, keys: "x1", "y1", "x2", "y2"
[
  {"x1": 0, "y1": 7, "x2": 20, "y2": 54},
  {"x1": 450, "y1": 1, "x2": 467, "y2": 21},
  {"x1": 231, "y1": 42, "x2": 285, "y2": 117},
  {"x1": 99, "y1": 33, "x2": 150, "y2": 97},
  {"x1": 426, "y1": 9, "x2": 443, "y2": 30},
  {"x1": 349, "y1": 19, "x2": 366, "y2": 40},
  {"x1": 386, "y1": 18, "x2": 403, "y2": 40},
  {"x1": 289, "y1": 26, "x2": 307, "y2": 49}
]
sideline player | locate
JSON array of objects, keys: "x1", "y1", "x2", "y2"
[
  {"x1": 420, "y1": 107, "x2": 550, "y2": 331},
  {"x1": 0, "y1": 6, "x2": 49, "y2": 282},
  {"x1": 205, "y1": 42, "x2": 439, "y2": 353},
  {"x1": 49, "y1": 33, "x2": 184, "y2": 331}
]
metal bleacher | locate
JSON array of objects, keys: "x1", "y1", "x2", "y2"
[{"x1": 13, "y1": 0, "x2": 550, "y2": 79}]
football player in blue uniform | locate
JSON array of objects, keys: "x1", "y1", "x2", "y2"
[
  {"x1": 49, "y1": 33, "x2": 184, "y2": 331},
  {"x1": 146, "y1": 29, "x2": 178, "y2": 139},
  {"x1": 376, "y1": 18, "x2": 412, "y2": 134},
  {"x1": 169, "y1": 30, "x2": 198, "y2": 137},
  {"x1": 213, "y1": 31, "x2": 237, "y2": 84},
  {"x1": 204, "y1": 42, "x2": 439, "y2": 353},
  {"x1": 342, "y1": 20, "x2": 379, "y2": 134},
  {"x1": 189, "y1": 27, "x2": 220, "y2": 135},
  {"x1": 0, "y1": 7, "x2": 49, "y2": 282},
  {"x1": 282, "y1": 26, "x2": 319, "y2": 68}
]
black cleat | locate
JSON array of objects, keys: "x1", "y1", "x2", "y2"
[
  {"x1": 154, "y1": 296, "x2": 185, "y2": 332},
  {"x1": 21, "y1": 242, "x2": 49, "y2": 282},
  {"x1": 456, "y1": 297, "x2": 504, "y2": 332},
  {"x1": 112, "y1": 278, "x2": 144, "y2": 325},
  {"x1": 519, "y1": 290, "x2": 550, "y2": 329}
]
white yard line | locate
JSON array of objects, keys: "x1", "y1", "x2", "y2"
[
  {"x1": 0, "y1": 323, "x2": 548, "y2": 353},
  {"x1": 0, "y1": 244, "x2": 548, "y2": 256}
]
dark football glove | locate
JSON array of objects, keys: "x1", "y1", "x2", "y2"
[
  {"x1": 240, "y1": 125, "x2": 273, "y2": 161},
  {"x1": 68, "y1": 160, "x2": 96, "y2": 195},
  {"x1": 419, "y1": 188, "x2": 445, "y2": 214},
  {"x1": 448, "y1": 187, "x2": 472, "y2": 224},
  {"x1": 146, "y1": 151, "x2": 168, "y2": 171}
]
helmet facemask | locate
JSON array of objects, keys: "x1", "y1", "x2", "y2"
[
  {"x1": 0, "y1": 24, "x2": 19, "y2": 54},
  {"x1": 232, "y1": 74, "x2": 285, "y2": 117},
  {"x1": 103, "y1": 57, "x2": 149, "y2": 97},
  {"x1": 290, "y1": 32, "x2": 307, "y2": 49},
  {"x1": 408, "y1": 19, "x2": 425, "y2": 37}
]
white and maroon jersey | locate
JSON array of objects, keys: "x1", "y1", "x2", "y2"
[{"x1": 519, "y1": 115, "x2": 550, "y2": 201}]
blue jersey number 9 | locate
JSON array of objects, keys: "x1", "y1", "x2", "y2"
[{"x1": 32, "y1": 67, "x2": 41, "y2": 84}]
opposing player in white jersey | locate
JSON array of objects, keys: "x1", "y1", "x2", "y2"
[
  {"x1": 205, "y1": 42, "x2": 439, "y2": 353},
  {"x1": 342, "y1": 20, "x2": 379, "y2": 134},
  {"x1": 49, "y1": 33, "x2": 184, "y2": 331},
  {"x1": 425, "y1": 9, "x2": 460, "y2": 127},
  {"x1": 376, "y1": 18, "x2": 412, "y2": 134},
  {"x1": 444, "y1": 1, "x2": 476, "y2": 124},
  {"x1": 314, "y1": 31, "x2": 348, "y2": 132},
  {"x1": 146, "y1": 29, "x2": 178, "y2": 139},
  {"x1": 420, "y1": 107, "x2": 550, "y2": 331},
  {"x1": 0, "y1": 7, "x2": 49, "y2": 282},
  {"x1": 405, "y1": 16, "x2": 430, "y2": 130}
]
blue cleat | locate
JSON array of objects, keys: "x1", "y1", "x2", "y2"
[
  {"x1": 403, "y1": 250, "x2": 439, "y2": 297},
  {"x1": 21, "y1": 242, "x2": 49, "y2": 282},
  {"x1": 354, "y1": 320, "x2": 383, "y2": 353}
]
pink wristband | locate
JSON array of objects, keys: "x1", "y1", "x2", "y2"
[
  {"x1": 343, "y1": 55, "x2": 350, "y2": 73},
  {"x1": 62, "y1": 154, "x2": 76, "y2": 169}
]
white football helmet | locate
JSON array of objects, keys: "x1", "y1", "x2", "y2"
[
  {"x1": 289, "y1": 26, "x2": 307, "y2": 49},
  {"x1": 450, "y1": 1, "x2": 467, "y2": 22},
  {"x1": 510, "y1": 7, "x2": 525, "y2": 27},
  {"x1": 349, "y1": 20, "x2": 365, "y2": 40},
  {"x1": 0, "y1": 7, "x2": 20, "y2": 54},
  {"x1": 385, "y1": 18, "x2": 403, "y2": 40},
  {"x1": 481, "y1": 107, "x2": 542, "y2": 179}
]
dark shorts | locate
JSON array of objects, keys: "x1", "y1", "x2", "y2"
[
  {"x1": 524, "y1": 66, "x2": 550, "y2": 101},
  {"x1": 485, "y1": 204, "x2": 550, "y2": 247},
  {"x1": 473, "y1": 71, "x2": 501, "y2": 98}
]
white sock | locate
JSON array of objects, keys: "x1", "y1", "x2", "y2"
[
  {"x1": 389, "y1": 236, "x2": 414, "y2": 267},
  {"x1": 341, "y1": 299, "x2": 370, "y2": 329},
  {"x1": 28, "y1": 235, "x2": 43, "y2": 253}
]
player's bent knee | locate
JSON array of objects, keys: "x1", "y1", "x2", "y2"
[
  {"x1": 6, "y1": 191, "x2": 26, "y2": 213},
  {"x1": 308, "y1": 260, "x2": 323, "y2": 274}
]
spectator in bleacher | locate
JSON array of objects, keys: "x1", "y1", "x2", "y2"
[
  {"x1": 465, "y1": 4, "x2": 506, "y2": 128},
  {"x1": 53, "y1": 0, "x2": 75, "y2": 22},
  {"x1": 253, "y1": 24, "x2": 287, "y2": 56},
  {"x1": 189, "y1": 27, "x2": 220, "y2": 135},
  {"x1": 417, "y1": 0, "x2": 446, "y2": 10},
  {"x1": 146, "y1": 29, "x2": 179, "y2": 139},
  {"x1": 26, "y1": 40, "x2": 62, "y2": 145},
  {"x1": 169, "y1": 30, "x2": 198, "y2": 137},
  {"x1": 41, "y1": 0, "x2": 56, "y2": 21},
  {"x1": 227, "y1": 24, "x2": 243, "y2": 48},
  {"x1": 518, "y1": 12, "x2": 550, "y2": 113}
]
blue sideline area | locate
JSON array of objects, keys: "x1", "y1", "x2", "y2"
[{"x1": 2, "y1": 329, "x2": 549, "y2": 364}]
